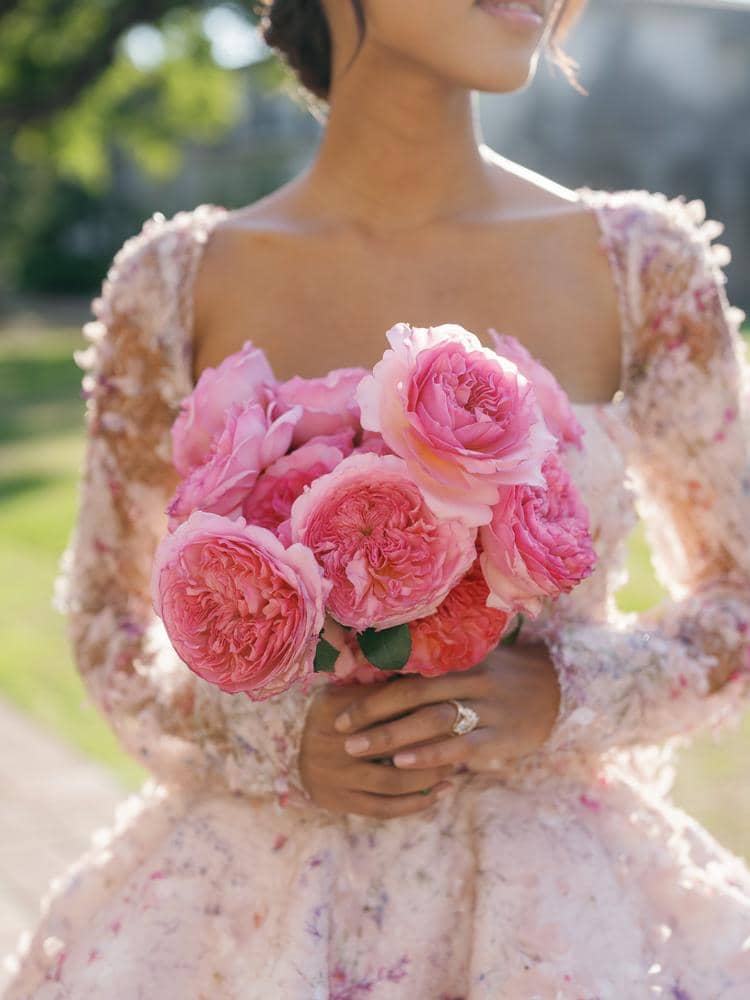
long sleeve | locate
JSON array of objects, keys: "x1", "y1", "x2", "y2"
[
  {"x1": 53, "y1": 207, "x2": 322, "y2": 807},
  {"x1": 536, "y1": 191, "x2": 750, "y2": 764}
]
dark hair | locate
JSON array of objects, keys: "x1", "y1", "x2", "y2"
[
  {"x1": 259, "y1": 0, "x2": 589, "y2": 110},
  {"x1": 259, "y1": 0, "x2": 362, "y2": 106}
]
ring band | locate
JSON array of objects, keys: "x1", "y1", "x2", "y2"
[{"x1": 448, "y1": 699, "x2": 480, "y2": 736}]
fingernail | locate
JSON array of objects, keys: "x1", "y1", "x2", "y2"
[
  {"x1": 393, "y1": 751, "x2": 417, "y2": 767},
  {"x1": 344, "y1": 735, "x2": 370, "y2": 755},
  {"x1": 334, "y1": 713, "x2": 351, "y2": 733}
]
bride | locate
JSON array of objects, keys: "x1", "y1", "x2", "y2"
[{"x1": 6, "y1": 1, "x2": 750, "y2": 996}]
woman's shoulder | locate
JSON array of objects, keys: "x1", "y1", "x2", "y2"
[
  {"x1": 583, "y1": 187, "x2": 745, "y2": 399},
  {"x1": 93, "y1": 202, "x2": 229, "y2": 327},
  {"x1": 84, "y1": 204, "x2": 230, "y2": 405},
  {"x1": 114, "y1": 201, "x2": 229, "y2": 264},
  {"x1": 580, "y1": 185, "x2": 731, "y2": 279},
  {"x1": 581, "y1": 185, "x2": 738, "y2": 339}
]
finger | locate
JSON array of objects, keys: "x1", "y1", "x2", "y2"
[
  {"x1": 348, "y1": 762, "x2": 455, "y2": 796},
  {"x1": 342, "y1": 701, "x2": 477, "y2": 758},
  {"x1": 392, "y1": 728, "x2": 494, "y2": 769},
  {"x1": 333, "y1": 672, "x2": 490, "y2": 734},
  {"x1": 340, "y1": 782, "x2": 454, "y2": 819},
  {"x1": 312, "y1": 682, "x2": 371, "y2": 720}
]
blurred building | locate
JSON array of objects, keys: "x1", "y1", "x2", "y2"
[{"x1": 479, "y1": 0, "x2": 750, "y2": 306}]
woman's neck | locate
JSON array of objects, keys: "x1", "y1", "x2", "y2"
[{"x1": 300, "y1": 57, "x2": 495, "y2": 233}]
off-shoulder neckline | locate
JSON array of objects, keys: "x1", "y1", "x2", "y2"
[{"x1": 184, "y1": 186, "x2": 628, "y2": 412}]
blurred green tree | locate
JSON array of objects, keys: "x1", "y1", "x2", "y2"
[{"x1": 0, "y1": 2, "x2": 285, "y2": 298}]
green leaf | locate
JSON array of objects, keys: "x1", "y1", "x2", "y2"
[
  {"x1": 356, "y1": 624, "x2": 412, "y2": 671},
  {"x1": 500, "y1": 613, "x2": 525, "y2": 647},
  {"x1": 313, "y1": 637, "x2": 340, "y2": 673}
]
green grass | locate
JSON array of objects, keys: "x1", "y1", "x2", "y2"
[
  {"x1": 2, "y1": 322, "x2": 750, "y2": 854},
  {"x1": 0, "y1": 327, "x2": 146, "y2": 788},
  {"x1": 614, "y1": 518, "x2": 750, "y2": 855}
]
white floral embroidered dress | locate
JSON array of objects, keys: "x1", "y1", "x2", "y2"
[{"x1": 5, "y1": 186, "x2": 750, "y2": 1000}]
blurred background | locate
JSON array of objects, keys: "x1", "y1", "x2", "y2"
[{"x1": 1, "y1": 0, "x2": 749, "y2": 976}]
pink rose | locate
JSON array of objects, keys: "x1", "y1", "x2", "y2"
[
  {"x1": 151, "y1": 511, "x2": 328, "y2": 701},
  {"x1": 290, "y1": 452, "x2": 477, "y2": 632},
  {"x1": 353, "y1": 430, "x2": 393, "y2": 457},
  {"x1": 172, "y1": 341, "x2": 275, "y2": 476},
  {"x1": 404, "y1": 560, "x2": 510, "y2": 678},
  {"x1": 356, "y1": 323, "x2": 556, "y2": 527},
  {"x1": 166, "y1": 399, "x2": 300, "y2": 530},
  {"x1": 489, "y1": 329, "x2": 584, "y2": 449},
  {"x1": 276, "y1": 368, "x2": 368, "y2": 446},
  {"x1": 302, "y1": 429, "x2": 357, "y2": 451},
  {"x1": 479, "y1": 451, "x2": 596, "y2": 617},
  {"x1": 241, "y1": 436, "x2": 350, "y2": 546}
]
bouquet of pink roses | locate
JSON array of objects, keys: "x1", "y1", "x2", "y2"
[{"x1": 151, "y1": 322, "x2": 596, "y2": 701}]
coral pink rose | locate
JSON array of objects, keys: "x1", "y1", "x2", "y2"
[
  {"x1": 489, "y1": 329, "x2": 583, "y2": 449},
  {"x1": 166, "y1": 399, "x2": 300, "y2": 530},
  {"x1": 172, "y1": 341, "x2": 275, "y2": 476},
  {"x1": 276, "y1": 368, "x2": 368, "y2": 446},
  {"x1": 290, "y1": 452, "x2": 477, "y2": 632},
  {"x1": 404, "y1": 560, "x2": 511, "y2": 678},
  {"x1": 479, "y1": 451, "x2": 596, "y2": 617},
  {"x1": 356, "y1": 323, "x2": 556, "y2": 528},
  {"x1": 241, "y1": 435, "x2": 350, "y2": 546},
  {"x1": 151, "y1": 511, "x2": 328, "y2": 701}
]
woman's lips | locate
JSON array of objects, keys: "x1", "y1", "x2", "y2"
[{"x1": 477, "y1": 0, "x2": 545, "y2": 26}]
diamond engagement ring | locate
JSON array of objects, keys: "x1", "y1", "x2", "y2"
[{"x1": 448, "y1": 699, "x2": 480, "y2": 736}]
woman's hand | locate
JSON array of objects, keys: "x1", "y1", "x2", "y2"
[
  {"x1": 298, "y1": 643, "x2": 561, "y2": 817},
  {"x1": 298, "y1": 682, "x2": 455, "y2": 818},
  {"x1": 331, "y1": 643, "x2": 561, "y2": 775}
]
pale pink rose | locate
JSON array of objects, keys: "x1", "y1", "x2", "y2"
[
  {"x1": 276, "y1": 367, "x2": 368, "y2": 446},
  {"x1": 166, "y1": 399, "x2": 300, "y2": 530},
  {"x1": 356, "y1": 323, "x2": 556, "y2": 527},
  {"x1": 241, "y1": 437, "x2": 350, "y2": 546},
  {"x1": 151, "y1": 511, "x2": 328, "y2": 701},
  {"x1": 172, "y1": 341, "x2": 275, "y2": 476},
  {"x1": 480, "y1": 450, "x2": 596, "y2": 617},
  {"x1": 403, "y1": 559, "x2": 510, "y2": 678},
  {"x1": 489, "y1": 329, "x2": 584, "y2": 449},
  {"x1": 290, "y1": 452, "x2": 477, "y2": 632}
]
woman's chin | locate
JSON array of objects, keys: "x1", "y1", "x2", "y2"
[{"x1": 457, "y1": 58, "x2": 540, "y2": 96}]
